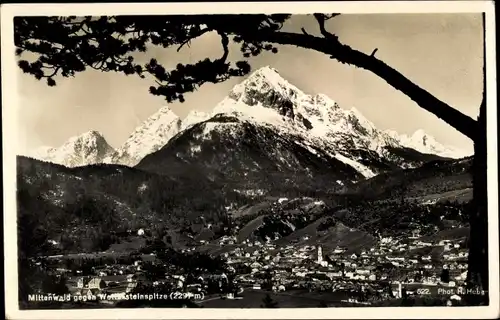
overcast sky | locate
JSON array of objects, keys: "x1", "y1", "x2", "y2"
[{"x1": 16, "y1": 13, "x2": 482, "y2": 155}]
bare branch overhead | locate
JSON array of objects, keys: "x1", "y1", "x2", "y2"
[{"x1": 313, "y1": 13, "x2": 339, "y2": 41}]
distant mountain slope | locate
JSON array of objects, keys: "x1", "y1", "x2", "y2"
[
  {"x1": 16, "y1": 156, "x2": 254, "y2": 253},
  {"x1": 24, "y1": 66, "x2": 468, "y2": 173},
  {"x1": 104, "y1": 106, "x2": 182, "y2": 166},
  {"x1": 384, "y1": 129, "x2": 467, "y2": 159},
  {"x1": 210, "y1": 194, "x2": 467, "y2": 256},
  {"x1": 26, "y1": 131, "x2": 114, "y2": 167},
  {"x1": 314, "y1": 157, "x2": 474, "y2": 241},
  {"x1": 17, "y1": 154, "x2": 471, "y2": 257},
  {"x1": 180, "y1": 110, "x2": 211, "y2": 131},
  {"x1": 344, "y1": 156, "x2": 473, "y2": 200},
  {"x1": 17, "y1": 155, "x2": 252, "y2": 221},
  {"x1": 136, "y1": 114, "x2": 365, "y2": 196},
  {"x1": 17, "y1": 66, "x2": 474, "y2": 259},
  {"x1": 277, "y1": 218, "x2": 377, "y2": 254},
  {"x1": 213, "y1": 66, "x2": 468, "y2": 161},
  {"x1": 222, "y1": 156, "x2": 473, "y2": 247},
  {"x1": 135, "y1": 67, "x2": 461, "y2": 194}
]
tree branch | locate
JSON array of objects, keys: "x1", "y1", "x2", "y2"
[
  {"x1": 176, "y1": 39, "x2": 192, "y2": 52},
  {"x1": 243, "y1": 30, "x2": 478, "y2": 141},
  {"x1": 313, "y1": 13, "x2": 338, "y2": 40},
  {"x1": 15, "y1": 16, "x2": 479, "y2": 141},
  {"x1": 44, "y1": 66, "x2": 60, "y2": 78},
  {"x1": 217, "y1": 31, "x2": 229, "y2": 62},
  {"x1": 177, "y1": 27, "x2": 212, "y2": 52},
  {"x1": 325, "y1": 14, "x2": 341, "y2": 20}
]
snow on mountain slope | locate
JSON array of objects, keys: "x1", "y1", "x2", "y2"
[
  {"x1": 104, "y1": 106, "x2": 182, "y2": 166},
  {"x1": 181, "y1": 110, "x2": 211, "y2": 131},
  {"x1": 27, "y1": 130, "x2": 114, "y2": 167},
  {"x1": 25, "y1": 66, "x2": 468, "y2": 174},
  {"x1": 137, "y1": 67, "x2": 459, "y2": 192},
  {"x1": 209, "y1": 66, "x2": 468, "y2": 164},
  {"x1": 209, "y1": 101, "x2": 377, "y2": 178},
  {"x1": 385, "y1": 129, "x2": 468, "y2": 159},
  {"x1": 136, "y1": 114, "x2": 365, "y2": 196},
  {"x1": 30, "y1": 146, "x2": 55, "y2": 159},
  {"x1": 172, "y1": 66, "x2": 462, "y2": 179}
]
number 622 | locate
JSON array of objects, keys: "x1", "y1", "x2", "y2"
[{"x1": 416, "y1": 288, "x2": 430, "y2": 295}]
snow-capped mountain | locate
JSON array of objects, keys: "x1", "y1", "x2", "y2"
[
  {"x1": 103, "y1": 106, "x2": 182, "y2": 166},
  {"x1": 212, "y1": 66, "x2": 467, "y2": 162},
  {"x1": 181, "y1": 110, "x2": 211, "y2": 131},
  {"x1": 25, "y1": 66, "x2": 468, "y2": 175},
  {"x1": 27, "y1": 130, "x2": 114, "y2": 167},
  {"x1": 137, "y1": 113, "x2": 365, "y2": 196},
  {"x1": 138, "y1": 66, "x2": 464, "y2": 182},
  {"x1": 136, "y1": 66, "x2": 466, "y2": 194},
  {"x1": 384, "y1": 129, "x2": 467, "y2": 159}
]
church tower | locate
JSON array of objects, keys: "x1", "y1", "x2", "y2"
[{"x1": 317, "y1": 246, "x2": 323, "y2": 264}]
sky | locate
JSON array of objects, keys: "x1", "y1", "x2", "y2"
[{"x1": 16, "y1": 13, "x2": 483, "y2": 155}]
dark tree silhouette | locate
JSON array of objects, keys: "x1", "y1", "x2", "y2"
[
  {"x1": 440, "y1": 268, "x2": 450, "y2": 283},
  {"x1": 261, "y1": 293, "x2": 279, "y2": 308},
  {"x1": 14, "y1": 14, "x2": 477, "y2": 139},
  {"x1": 318, "y1": 301, "x2": 328, "y2": 308},
  {"x1": 464, "y1": 14, "x2": 488, "y2": 304},
  {"x1": 14, "y1": 13, "x2": 489, "y2": 304}
]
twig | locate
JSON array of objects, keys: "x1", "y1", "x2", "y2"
[
  {"x1": 313, "y1": 13, "x2": 338, "y2": 41},
  {"x1": 44, "y1": 66, "x2": 60, "y2": 78},
  {"x1": 324, "y1": 13, "x2": 341, "y2": 20},
  {"x1": 177, "y1": 39, "x2": 192, "y2": 52},
  {"x1": 370, "y1": 48, "x2": 378, "y2": 57},
  {"x1": 177, "y1": 28, "x2": 212, "y2": 52}
]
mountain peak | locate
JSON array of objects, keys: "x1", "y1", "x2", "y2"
[
  {"x1": 61, "y1": 129, "x2": 107, "y2": 145},
  {"x1": 25, "y1": 130, "x2": 114, "y2": 167},
  {"x1": 104, "y1": 105, "x2": 182, "y2": 166},
  {"x1": 217, "y1": 66, "x2": 305, "y2": 122},
  {"x1": 390, "y1": 129, "x2": 469, "y2": 158},
  {"x1": 251, "y1": 65, "x2": 281, "y2": 78},
  {"x1": 211, "y1": 67, "x2": 471, "y2": 161},
  {"x1": 64, "y1": 130, "x2": 111, "y2": 153},
  {"x1": 245, "y1": 66, "x2": 295, "y2": 91},
  {"x1": 73, "y1": 130, "x2": 107, "y2": 142},
  {"x1": 145, "y1": 106, "x2": 177, "y2": 122},
  {"x1": 228, "y1": 66, "x2": 303, "y2": 100}
]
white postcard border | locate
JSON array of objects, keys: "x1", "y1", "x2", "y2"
[{"x1": 2, "y1": 1, "x2": 498, "y2": 319}]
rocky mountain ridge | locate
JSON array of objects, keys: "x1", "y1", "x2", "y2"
[{"x1": 24, "y1": 66, "x2": 469, "y2": 170}]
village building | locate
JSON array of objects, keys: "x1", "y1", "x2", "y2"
[{"x1": 77, "y1": 276, "x2": 91, "y2": 288}]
